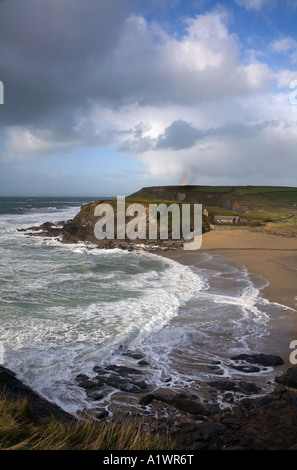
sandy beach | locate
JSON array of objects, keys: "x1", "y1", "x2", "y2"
[
  {"x1": 164, "y1": 229, "x2": 297, "y2": 310},
  {"x1": 162, "y1": 229, "x2": 297, "y2": 369},
  {"x1": 200, "y1": 229, "x2": 297, "y2": 312}
]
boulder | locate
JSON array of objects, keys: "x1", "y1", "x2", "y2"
[
  {"x1": 173, "y1": 398, "x2": 209, "y2": 416},
  {"x1": 208, "y1": 379, "x2": 261, "y2": 396},
  {"x1": 76, "y1": 363, "x2": 150, "y2": 397},
  {"x1": 275, "y1": 365, "x2": 297, "y2": 388},
  {"x1": 0, "y1": 366, "x2": 74, "y2": 422},
  {"x1": 231, "y1": 353, "x2": 284, "y2": 367}
]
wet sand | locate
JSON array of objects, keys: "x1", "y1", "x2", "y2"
[
  {"x1": 164, "y1": 229, "x2": 297, "y2": 311},
  {"x1": 161, "y1": 229, "x2": 297, "y2": 369},
  {"x1": 200, "y1": 229, "x2": 297, "y2": 312}
]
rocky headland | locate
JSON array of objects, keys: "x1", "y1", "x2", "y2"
[{"x1": 18, "y1": 198, "x2": 210, "y2": 251}]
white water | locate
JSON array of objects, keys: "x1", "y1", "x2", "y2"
[{"x1": 0, "y1": 198, "x2": 290, "y2": 415}]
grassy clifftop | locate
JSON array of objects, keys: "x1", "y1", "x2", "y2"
[{"x1": 128, "y1": 185, "x2": 297, "y2": 235}]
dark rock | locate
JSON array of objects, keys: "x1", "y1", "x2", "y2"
[
  {"x1": 223, "y1": 392, "x2": 234, "y2": 403},
  {"x1": 275, "y1": 365, "x2": 297, "y2": 388},
  {"x1": 105, "y1": 365, "x2": 145, "y2": 376},
  {"x1": 76, "y1": 379, "x2": 98, "y2": 389},
  {"x1": 274, "y1": 437, "x2": 285, "y2": 445},
  {"x1": 138, "y1": 360, "x2": 150, "y2": 366},
  {"x1": 173, "y1": 398, "x2": 209, "y2": 416},
  {"x1": 289, "y1": 392, "x2": 297, "y2": 407},
  {"x1": 252, "y1": 395, "x2": 274, "y2": 407},
  {"x1": 179, "y1": 423, "x2": 201, "y2": 434},
  {"x1": 206, "y1": 404, "x2": 220, "y2": 415},
  {"x1": 192, "y1": 415, "x2": 208, "y2": 421},
  {"x1": 231, "y1": 353, "x2": 284, "y2": 367},
  {"x1": 221, "y1": 417, "x2": 241, "y2": 427},
  {"x1": 75, "y1": 373, "x2": 89, "y2": 382},
  {"x1": 208, "y1": 379, "x2": 261, "y2": 396},
  {"x1": 93, "y1": 366, "x2": 108, "y2": 375},
  {"x1": 232, "y1": 364, "x2": 261, "y2": 373},
  {"x1": 192, "y1": 442, "x2": 209, "y2": 450},
  {"x1": 208, "y1": 365, "x2": 221, "y2": 371},
  {"x1": 239, "y1": 437, "x2": 254, "y2": 447},
  {"x1": 90, "y1": 364, "x2": 149, "y2": 394},
  {"x1": 152, "y1": 393, "x2": 178, "y2": 406},
  {"x1": 152, "y1": 392, "x2": 196, "y2": 406},
  {"x1": 239, "y1": 381, "x2": 261, "y2": 395},
  {"x1": 175, "y1": 433, "x2": 192, "y2": 447},
  {"x1": 207, "y1": 380, "x2": 240, "y2": 392},
  {"x1": 139, "y1": 394, "x2": 155, "y2": 406},
  {"x1": 96, "y1": 410, "x2": 109, "y2": 420},
  {"x1": 122, "y1": 351, "x2": 144, "y2": 360},
  {"x1": 104, "y1": 376, "x2": 148, "y2": 394},
  {"x1": 87, "y1": 391, "x2": 105, "y2": 401},
  {"x1": 194, "y1": 421, "x2": 226, "y2": 440},
  {"x1": 0, "y1": 366, "x2": 74, "y2": 422},
  {"x1": 141, "y1": 392, "x2": 214, "y2": 417}
]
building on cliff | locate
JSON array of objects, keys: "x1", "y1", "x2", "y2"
[{"x1": 213, "y1": 215, "x2": 240, "y2": 224}]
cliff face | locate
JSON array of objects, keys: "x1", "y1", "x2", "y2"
[
  {"x1": 25, "y1": 198, "x2": 210, "y2": 250},
  {"x1": 129, "y1": 185, "x2": 297, "y2": 212}
]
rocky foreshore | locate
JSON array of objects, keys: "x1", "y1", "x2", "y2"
[
  {"x1": 19, "y1": 219, "x2": 185, "y2": 251},
  {"x1": 73, "y1": 352, "x2": 297, "y2": 450},
  {"x1": 13, "y1": 207, "x2": 297, "y2": 449},
  {"x1": 2, "y1": 355, "x2": 297, "y2": 450},
  {"x1": 0, "y1": 366, "x2": 74, "y2": 423}
]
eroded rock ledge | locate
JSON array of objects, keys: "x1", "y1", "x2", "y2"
[
  {"x1": 2, "y1": 359, "x2": 297, "y2": 449},
  {"x1": 73, "y1": 354, "x2": 297, "y2": 450}
]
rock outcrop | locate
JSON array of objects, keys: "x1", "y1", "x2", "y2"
[
  {"x1": 0, "y1": 366, "x2": 74, "y2": 422},
  {"x1": 2, "y1": 362, "x2": 297, "y2": 449},
  {"x1": 21, "y1": 198, "x2": 210, "y2": 251}
]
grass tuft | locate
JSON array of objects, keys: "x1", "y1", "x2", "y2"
[{"x1": 0, "y1": 395, "x2": 179, "y2": 450}]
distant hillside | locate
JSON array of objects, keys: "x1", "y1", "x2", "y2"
[{"x1": 128, "y1": 185, "x2": 297, "y2": 235}]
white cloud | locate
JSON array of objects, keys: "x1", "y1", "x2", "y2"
[
  {"x1": 271, "y1": 36, "x2": 297, "y2": 63},
  {"x1": 1, "y1": 3, "x2": 296, "y2": 187},
  {"x1": 235, "y1": 0, "x2": 273, "y2": 10}
]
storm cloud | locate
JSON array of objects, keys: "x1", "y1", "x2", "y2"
[{"x1": 0, "y1": 0, "x2": 296, "y2": 191}]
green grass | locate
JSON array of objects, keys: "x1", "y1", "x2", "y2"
[
  {"x1": 0, "y1": 395, "x2": 180, "y2": 450},
  {"x1": 127, "y1": 185, "x2": 297, "y2": 235}
]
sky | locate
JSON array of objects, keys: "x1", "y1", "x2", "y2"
[{"x1": 0, "y1": 0, "x2": 297, "y2": 196}]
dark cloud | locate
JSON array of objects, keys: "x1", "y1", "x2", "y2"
[
  {"x1": 155, "y1": 120, "x2": 204, "y2": 150},
  {"x1": 0, "y1": 1, "x2": 296, "y2": 190},
  {"x1": 151, "y1": 119, "x2": 279, "y2": 152},
  {"x1": 0, "y1": 0, "x2": 269, "y2": 130},
  {"x1": 0, "y1": 0, "x2": 133, "y2": 125}
]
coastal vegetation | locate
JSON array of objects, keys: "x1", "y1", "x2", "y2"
[
  {"x1": 0, "y1": 394, "x2": 177, "y2": 450},
  {"x1": 128, "y1": 185, "x2": 297, "y2": 235}
]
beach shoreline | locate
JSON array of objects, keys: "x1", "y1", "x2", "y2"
[
  {"x1": 162, "y1": 229, "x2": 297, "y2": 311},
  {"x1": 159, "y1": 229, "x2": 297, "y2": 370},
  {"x1": 2, "y1": 224, "x2": 297, "y2": 449}
]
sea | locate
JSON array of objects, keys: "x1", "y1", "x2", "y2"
[{"x1": 0, "y1": 197, "x2": 294, "y2": 417}]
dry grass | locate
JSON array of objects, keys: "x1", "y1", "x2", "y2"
[{"x1": 0, "y1": 395, "x2": 179, "y2": 450}]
